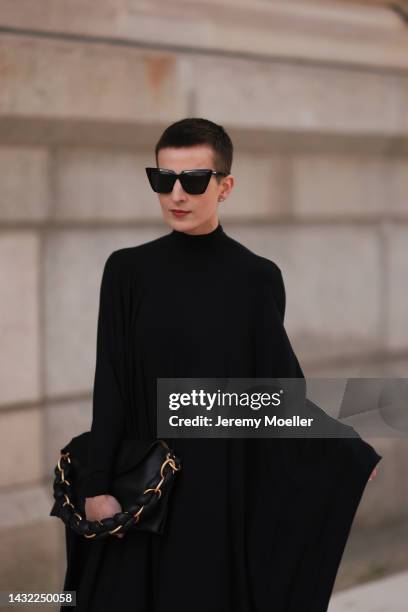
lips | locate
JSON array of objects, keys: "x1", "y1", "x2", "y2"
[{"x1": 171, "y1": 210, "x2": 191, "y2": 216}]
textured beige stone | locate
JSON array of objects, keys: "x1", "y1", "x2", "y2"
[
  {"x1": 44, "y1": 399, "x2": 91, "y2": 478},
  {"x1": 303, "y1": 359, "x2": 406, "y2": 378},
  {"x1": 389, "y1": 159, "x2": 408, "y2": 215},
  {"x1": 291, "y1": 153, "x2": 390, "y2": 218},
  {"x1": 0, "y1": 35, "x2": 186, "y2": 121},
  {"x1": 53, "y1": 147, "x2": 162, "y2": 221},
  {"x1": 0, "y1": 407, "x2": 42, "y2": 487},
  {"x1": 0, "y1": 147, "x2": 50, "y2": 220},
  {"x1": 192, "y1": 55, "x2": 402, "y2": 135},
  {"x1": 0, "y1": 519, "x2": 64, "y2": 605},
  {"x1": 1, "y1": 35, "x2": 408, "y2": 142},
  {"x1": 0, "y1": 233, "x2": 40, "y2": 405},
  {"x1": 0, "y1": 485, "x2": 52, "y2": 529},
  {"x1": 222, "y1": 152, "x2": 290, "y2": 219},
  {"x1": 0, "y1": 0, "x2": 407, "y2": 70},
  {"x1": 330, "y1": 569, "x2": 408, "y2": 611},
  {"x1": 387, "y1": 226, "x2": 408, "y2": 351}
]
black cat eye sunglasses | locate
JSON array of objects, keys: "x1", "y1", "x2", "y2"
[{"x1": 145, "y1": 167, "x2": 228, "y2": 195}]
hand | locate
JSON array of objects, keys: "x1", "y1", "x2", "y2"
[
  {"x1": 85, "y1": 494, "x2": 125, "y2": 538},
  {"x1": 368, "y1": 467, "x2": 378, "y2": 481}
]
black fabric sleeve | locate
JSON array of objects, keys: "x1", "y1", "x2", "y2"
[
  {"x1": 82, "y1": 252, "x2": 127, "y2": 498},
  {"x1": 255, "y1": 263, "x2": 303, "y2": 378},
  {"x1": 275, "y1": 268, "x2": 286, "y2": 323}
]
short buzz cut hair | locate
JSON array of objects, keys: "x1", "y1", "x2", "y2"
[{"x1": 154, "y1": 117, "x2": 233, "y2": 180}]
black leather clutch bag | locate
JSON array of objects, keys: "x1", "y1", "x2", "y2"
[{"x1": 49, "y1": 431, "x2": 181, "y2": 540}]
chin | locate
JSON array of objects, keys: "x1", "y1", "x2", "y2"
[{"x1": 165, "y1": 215, "x2": 196, "y2": 231}]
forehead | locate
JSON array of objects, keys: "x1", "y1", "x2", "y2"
[{"x1": 157, "y1": 145, "x2": 214, "y2": 171}]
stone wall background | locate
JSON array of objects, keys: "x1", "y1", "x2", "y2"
[{"x1": 0, "y1": 0, "x2": 407, "y2": 605}]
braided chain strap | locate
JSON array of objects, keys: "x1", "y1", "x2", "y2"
[{"x1": 53, "y1": 449, "x2": 181, "y2": 540}]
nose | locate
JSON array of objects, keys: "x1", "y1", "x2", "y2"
[{"x1": 171, "y1": 178, "x2": 187, "y2": 201}]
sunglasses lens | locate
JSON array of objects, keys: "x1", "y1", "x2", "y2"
[
  {"x1": 180, "y1": 171, "x2": 212, "y2": 195},
  {"x1": 145, "y1": 168, "x2": 175, "y2": 193},
  {"x1": 145, "y1": 168, "x2": 213, "y2": 194}
]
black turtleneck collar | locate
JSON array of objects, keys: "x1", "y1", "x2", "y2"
[{"x1": 169, "y1": 222, "x2": 226, "y2": 246}]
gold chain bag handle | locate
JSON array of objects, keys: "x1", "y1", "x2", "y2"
[{"x1": 52, "y1": 440, "x2": 181, "y2": 540}]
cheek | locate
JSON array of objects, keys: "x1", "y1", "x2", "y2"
[
  {"x1": 194, "y1": 198, "x2": 214, "y2": 217},
  {"x1": 195, "y1": 190, "x2": 219, "y2": 214}
]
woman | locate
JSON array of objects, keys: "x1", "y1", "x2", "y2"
[{"x1": 61, "y1": 118, "x2": 381, "y2": 611}]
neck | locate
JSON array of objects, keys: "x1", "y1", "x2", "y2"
[
  {"x1": 169, "y1": 221, "x2": 226, "y2": 246},
  {"x1": 172, "y1": 216, "x2": 219, "y2": 236}
]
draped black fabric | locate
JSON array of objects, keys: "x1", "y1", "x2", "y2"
[{"x1": 58, "y1": 223, "x2": 381, "y2": 611}]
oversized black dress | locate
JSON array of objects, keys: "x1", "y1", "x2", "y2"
[{"x1": 57, "y1": 222, "x2": 382, "y2": 612}]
